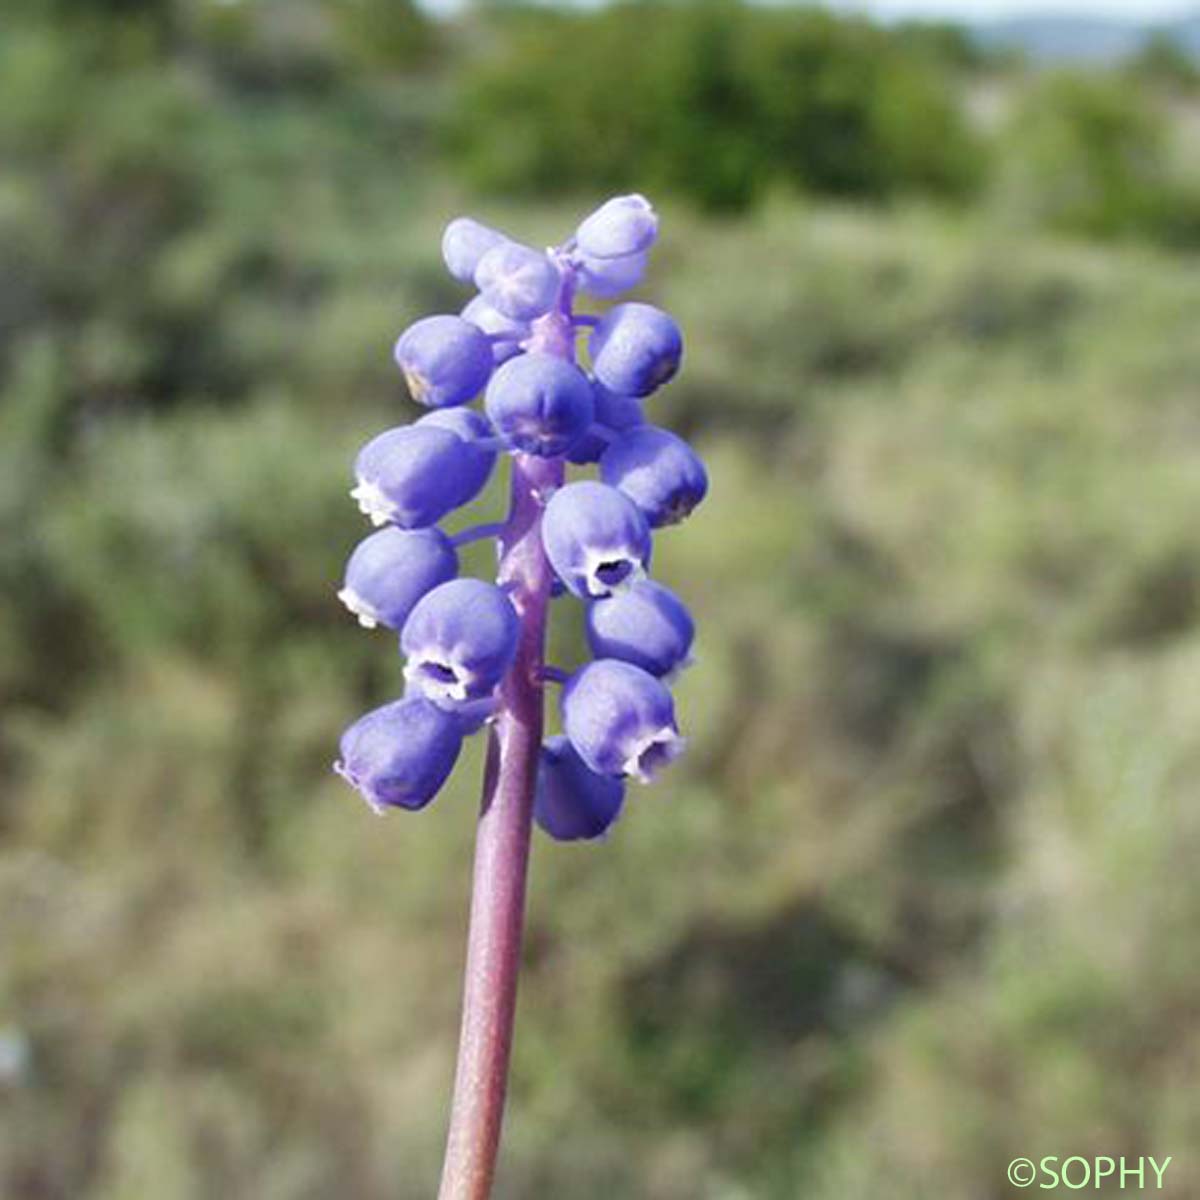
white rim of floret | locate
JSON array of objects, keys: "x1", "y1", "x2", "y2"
[
  {"x1": 581, "y1": 548, "x2": 646, "y2": 599},
  {"x1": 350, "y1": 480, "x2": 396, "y2": 528},
  {"x1": 401, "y1": 365, "x2": 430, "y2": 405},
  {"x1": 336, "y1": 586, "x2": 380, "y2": 630},
  {"x1": 403, "y1": 654, "x2": 472, "y2": 704},
  {"x1": 622, "y1": 728, "x2": 686, "y2": 785},
  {"x1": 333, "y1": 759, "x2": 387, "y2": 817}
]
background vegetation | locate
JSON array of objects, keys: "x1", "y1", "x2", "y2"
[{"x1": 3, "y1": 2, "x2": 1199, "y2": 1197}]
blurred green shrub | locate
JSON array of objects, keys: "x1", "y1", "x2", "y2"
[
  {"x1": 176, "y1": 0, "x2": 435, "y2": 89},
  {"x1": 1000, "y1": 70, "x2": 1200, "y2": 246},
  {"x1": 330, "y1": 0, "x2": 435, "y2": 69},
  {"x1": 444, "y1": 1, "x2": 984, "y2": 212},
  {"x1": 1128, "y1": 31, "x2": 1200, "y2": 95}
]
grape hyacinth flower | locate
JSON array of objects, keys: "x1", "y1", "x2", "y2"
[
  {"x1": 394, "y1": 315, "x2": 494, "y2": 408},
  {"x1": 589, "y1": 301, "x2": 683, "y2": 396},
  {"x1": 339, "y1": 526, "x2": 458, "y2": 630},
  {"x1": 331, "y1": 195, "x2": 707, "y2": 1200},
  {"x1": 575, "y1": 193, "x2": 659, "y2": 259},
  {"x1": 542, "y1": 480, "x2": 652, "y2": 598},
  {"x1": 401, "y1": 579, "x2": 521, "y2": 706},
  {"x1": 335, "y1": 697, "x2": 464, "y2": 813},
  {"x1": 442, "y1": 217, "x2": 509, "y2": 283},
  {"x1": 585, "y1": 578, "x2": 695, "y2": 678},
  {"x1": 534, "y1": 736, "x2": 625, "y2": 841},
  {"x1": 601, "y1": 424, "x2": 709, "y2": 527},
  {"x1": 561, "y1": 658, "x2": 685, "y2": 781},
  {"x1": 474, "y1": 241, "x2": 562, "y2": 322},
  {"x1": 484, "y1": 353, "x2": 595, "y2": 456},
  {"x1": 351, "y1": 424, "x2": 490, "y2": 528}
]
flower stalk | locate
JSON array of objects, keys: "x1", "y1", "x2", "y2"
[
  {"x1": 332, "y1": 194, "x2": 704, "y2": 1199},
  {"x1": 436, "y1": 452, "x2": 561, "y2": 1200},
  {"x1": 438, "y1": 287, "x2": 574, "y2": 1199}
]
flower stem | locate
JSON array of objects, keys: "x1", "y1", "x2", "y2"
[{"x1": 436, "y1": 451, "x2": 563, "y2": 1200}]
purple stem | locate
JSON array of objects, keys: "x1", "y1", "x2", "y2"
[
  {"x1": 438, "y1": 268, "x2": 576, "y2": 1200},
  {"x1": 437, "y1": 452, "x2": 562, "y2": 1200},
  {"x1": 451, "y1": 521, "x2": 507, "y2": 549}
]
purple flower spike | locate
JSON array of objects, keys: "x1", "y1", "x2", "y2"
[
  {"x1": 585, "y1": 579, "x2": 694, "y2": 679},
  {"x1": 484, "y1": 353, "x2": 595, "y2": 457},
  {"x1": 394, "y1": 315, "x2": 494, "y2": 409},
  {"x1": 576, "y1": 250, "x2": 647, "y2": 300},
  {"x1": 567, "y1": 381, "x2": 644, "y2": 465},
  {"x1": 443, "y1": 217, "x2": 509, "y2": 284},
  {"x1": 561, "y1": 659, "x2": 685, "y2": 782},
  {"x1": 401, "y1": 578, "x2": 521, "y2": 706},
  {"x1": 352, "y1": 425, "x2": 487, "y2": 529},
  {"x1": 336, "y1": 195, "x2": 707, "y2": 1198},
  {"x1": 535, "y1": 736, "x2": 625, "y2": 842},
  {"x1": 475, "y1": 241, "x2": 561, "y2": 322},
  {"x1": 589, "y1": 302, "x2": 682, "y2": 398},
  {"x1": 542, "y1": 480, "x2": 652, "y2": 599},
  {"x1": 417, "y1": 407, "x2": 498, "y2": 500},
  {"x1": 600, "y1": 425, "x2": 708, "y2": 527},
  {"x1": 462, "y1": 295, "x2": 529, "y2": 365},
  {"x1": 339, "y1": 526, "x2": 458, "y2": 630},
  {"x1": 575, "y1": 194, "x2": 658, "y2": 259},
  {"x1": 335, "y1": 697, "x2": 464, "y2": 813}
]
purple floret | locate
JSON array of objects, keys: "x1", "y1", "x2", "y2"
[
  {"x1": 542, "y1": 481, "x2": 652, "y2": 599},
  {"x1": 475, "y1": 242, "x2": 561, "y2": 322},
  {"x1": 484, "y1": 353, "x2": 595, "y2": 457},
  {"x1": 335, "y1": 697, "x2": 464, "y2": 812},
  {"x1": 352, "y1": 425, "x2": 488, "y2": 529},
  {"x1": 575, "y1": 195, "x2": 658, "y2": 260},
  {"x1": 600, "y1": 424, "x2": 708, "y2": 527},
  {"x1": 535, "y1": 736, "x2": 625, "y2": 841},
  {"x1": 394, "y1": 315, "x2": 495, "y2": 409},
  {"x1": 339, "y1": 525, "x2": 459, "y2": 631},
  {"x1": 585, "y1": 579, "x2": 694, "y2": 678},
  {"x1": 401, "y1": 578, "x2": 521, "y2": 706},
  {"x1": 561, "y1": 659, "x2": 684, "y2": 782}
]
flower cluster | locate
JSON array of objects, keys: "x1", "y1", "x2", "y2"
[{"x1": 334, "y1": 195, "x2": 707, "y2": 841}]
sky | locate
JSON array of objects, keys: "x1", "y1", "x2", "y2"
[{"x1": 419, "y1": 0, "x2": 1198, "y2": 19}]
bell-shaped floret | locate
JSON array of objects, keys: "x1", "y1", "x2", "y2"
[
  {"x1": 585, "y1": 579, "x2": 694, "y2": 678},
  {"x1": 561, "y1": 659, "x2": 684, "y2": 782},
  {"x1": 589, "y1": 303, "x2": 682, "y2": 398},
  {"x1": 600, "y1": 425, "x2": 708, "y2": 527},
  {"x1": 442, "y1": 217, "x2": 509, "y2": 284},
  {"x1": 338, "y1": 526, "x2": 458, "y2": 631},
  {"x1": 484, "y1": 352, "x2": 594, "y2": 457},
  {"x1": 400, "y1": 578, "x2": 520, "y2": 706},
  {"x1": 352, "y1": 425, "x2": 488, "y2": 529},
  {"x1": 335, "y1": 697, "x2": 463, "y2": 813},
  {"x1": 575, "y1": 194, "x2": 658, "y2": 260},
  {"x1": 475, "y1": 242, "x2": 561, "y2": 322},
  {"x1": 542, "y1": 481, "x2": 651, "y2": 599},
  {"x1": 535, "y1": 736, "x2": 625, "y2": 841},
  {"x1": 393, "y1": 315, "x2": 494, "y2": 409}
]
